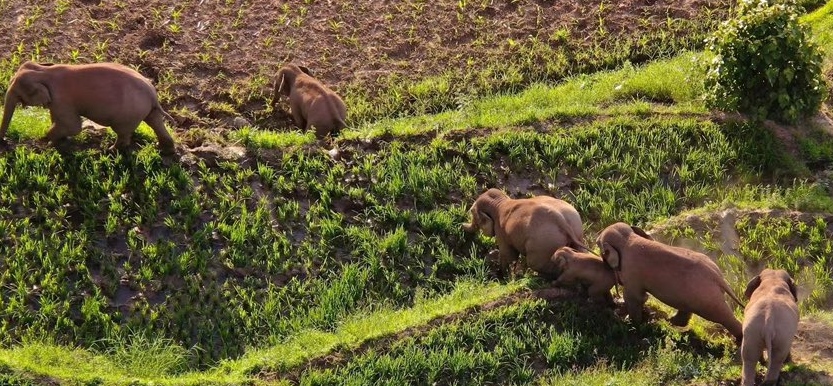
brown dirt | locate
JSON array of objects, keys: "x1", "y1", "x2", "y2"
[{"x1": 1, "y1": 0, "x2": 729, "y2": 134}]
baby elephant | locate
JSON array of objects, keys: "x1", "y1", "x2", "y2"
[
  {"x1": 741, "y1": 269, "x2": 799, "y2": 386},
  {"x1": 272, "y1": 64, "x2": 347, "y2": 140},
  {"x1": 462, "y1": 188, "x2": 587, "y2": 280},
  {"x1": 551, "y1": 247, "x2": 616, "y2": 306},
  {"x1": 0, "y1": 61, "x2": 176, "y2": 154}
]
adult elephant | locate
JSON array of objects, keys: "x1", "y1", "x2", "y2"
[
  {"x1": 0, "y1": 61, "x2": 176, "y2": 154},
  {"x1": 462, "y1": 188, "x2": 588, "y2": 279},
  {"x1": 597, "y1": 222, "x2": 745, "y2": 344}
]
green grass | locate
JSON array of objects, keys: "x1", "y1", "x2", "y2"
[
  {"x1": 295, "y1": 298, "x2": 734, "y2": 386},
  {"x1": 0, "y1": 280, "x2": 521, "y2": 385},
  {"x1": 0, "y1": 2, "x2": 832, "y2": 385}
]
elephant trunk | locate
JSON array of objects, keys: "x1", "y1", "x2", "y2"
[
  {"x1": 0, "y1": 91, "x2": 19, "y2": 140},
  {"x1": 270, "y1": 79, "x2": 282, "y2": 107}
]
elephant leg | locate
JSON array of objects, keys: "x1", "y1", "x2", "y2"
[
  {"x1": 763, "y1": 342, "x2": 791, "y2": 386},
  {"x1": 623, "y1": 288, "x2": 648, "y2": 323},
  {"x1": 497, "y1": 242, "x2": 520, "y2": 279},
  {"x1": 45, "y1": 109, "x2": 82, "y2": 143},
  {"x1": 741, "y1": 335, "x2": 762, "y2": 386},
  {"x1": 144, "y1": 110, "x2": 176, "y2": 154},
  {"x1": 587, "y1": 284, "x2": 616, "y2": 306},
  {"x1": 109, "y1": 124, "x2": 137, "y2": 151},
  {"x1": 291, "y1": 106, "x2": 307, "y2": 132},
  {"x1": 697, "y1": 300, "x2": 743, "y2": 344},
  {"x1": 669, "y1": 310, "x2": 693, "y2": 327}
]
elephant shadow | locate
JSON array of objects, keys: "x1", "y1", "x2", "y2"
[{"x1": 528, "y1": 282, "x2": 733, "y2": 371}]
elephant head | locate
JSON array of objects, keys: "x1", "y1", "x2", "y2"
[
  {"x1": 552, "y1": 247, "x2": 575, "y2": 275},
  {"x1": 272, "y1": 64, "x2": 313, "y2": 105},
  {"x1": 744, "y1": 269, "x2": 798, "y2": 302},
  {"x1": 462, "y1": 188, "x2": 509, "y2": 237},
  {"x1": 1, "y1": 63, "x2": 52, "y2": 139},
  {"x1": 596, "y1": 222, "x2": 653, "y2": 271}
]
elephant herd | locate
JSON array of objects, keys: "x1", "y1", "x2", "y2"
[
  {"x1": 0, "y1": 60, "x2": 800, "y2": 385},
  {"x1": 462, "y1": 188, "x2": 800, "y2": 386},
  {"x1": 0, "y1": 61, "x2": 346, "y2": 152}
]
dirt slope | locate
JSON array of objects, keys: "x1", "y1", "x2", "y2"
[{"x1": 0, "y1": 0, "x2": 730, "y2": 129}]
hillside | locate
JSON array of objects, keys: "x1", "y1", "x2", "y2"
[{"x1": 1, "y1": 0, "x2": 833, "y2": 385}]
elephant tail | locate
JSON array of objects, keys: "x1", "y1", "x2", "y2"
[
  {"x1": 571, "y1": 243, "x2": 600, "y2": 258},
  {"x1": 723, "y1": 280, "x2": 746, "y2": 308},
  {"x1": 159, "y1": 107, "x2": 176, "y2": 124}
]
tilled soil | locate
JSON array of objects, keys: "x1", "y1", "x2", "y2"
[{"x1": 1, "y1": 0, "x2": 730, "y2": 132}]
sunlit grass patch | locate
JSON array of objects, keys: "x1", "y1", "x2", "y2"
[
  {"x1": 0, "y1": 106, "x2": 50, "y2": 140},
  {"x1": 232, "y1": 126, "x2": 316, "y2": 148},
  {"x1": 229, "y1": 280, "x2": 524, "y2": 375},
  {"x1": 0, "y1": 280, "x2": 523, "y2": 385},
  {"x1": 346, "y1": 52, "x2": 709, "y2": 140}
]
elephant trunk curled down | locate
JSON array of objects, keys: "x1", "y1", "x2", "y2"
[{"x1": 462, "y1": 188, "x2": 588, "y2": 279}]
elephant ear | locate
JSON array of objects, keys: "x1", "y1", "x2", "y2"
[
  {"x1": 18, "y1": 75, "x2": 51, "y2": 106},
  {"x1": 631, "y1": 226, "x2": 654, "y2": 241},
  {"x1": 478, "y1": 211, "x2": 495, "y2": 237},
  {"x1": 788, "y1": 278, "x2": 798, "y2": 302},
  {"x1": 298, "y1": 65, "x2": 313, "y2": 77},
  {"x1": 602, "y1": 242, "x2": 621, "y2": 271},
  {"x1": 744, "y1": 275, "x2": 762, "y2": 300},
  {"x1": 552, "y1": 253, "x2": 567, "y2": 273}
]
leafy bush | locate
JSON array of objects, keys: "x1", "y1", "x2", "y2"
[{"x1": 705, "y1": 0, "x2": 827, "y2": 123}]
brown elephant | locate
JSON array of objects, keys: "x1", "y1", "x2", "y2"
[
  {"x1": 462, "y1": 188, "x2": 587, "y2": 279},
  {"x1": 0, "y1": 61, "x2": 176, "y2": 154},
  {"x1": 741, "y1": 269, "x2": 799, "y2": 386},
  {"x1": 597, "y1": 222, "x2": 745, "y2": 344},
  {"x1": 552, "y1": 246, "x2": 616, "y2": 306},
  {"x1": 272, "y1": 64, "x2": 347, "y2": 140}
]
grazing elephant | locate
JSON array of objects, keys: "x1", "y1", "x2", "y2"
[
  {"x1": 552, "y1": 246, "x2": 616, "y2": 306},
  {"x1": 0, "y1": 61, "x2": 176, "y2": 154},
  {"x1": 597, "y1": 222, "x2": 745, "y2": 344},
  {"x1": 741, "y1": 269, "x2": 799, "y2": 386},
  {"x1": 272, "y1": 64, "x2": 347, "y2": 139},
  {"x1": 461, "y1": 188, "x2": 587, "y2": 279}
]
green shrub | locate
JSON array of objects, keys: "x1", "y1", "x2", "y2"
[{"x1": 705, "y1": 0, "x2": 827, "y2": 123}]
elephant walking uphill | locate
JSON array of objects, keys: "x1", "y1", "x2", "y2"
[
  {"x1": 272, "y1": 64, "x2": 347, "y2": 140},
  {"x1": 462, "y1": 188, "x2": 588, "y2": 279},
  {"x1": 597, "y1": 222, "x2": 745, "y2": 344},
  {"x1": 741, "y1": 269, "x2": 799, "y2": 386},
  {"x1": 0, "y1": 61, "x2": 176, "y2": 154}
]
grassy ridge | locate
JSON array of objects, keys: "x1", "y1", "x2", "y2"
[
  {"x1": 0, "y1": 2, "x2": 832, "y2": 385},
  {"x1": 0, "y1": 280, "x2": 521, "y2": 385}
]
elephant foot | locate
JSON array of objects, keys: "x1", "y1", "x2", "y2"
[
  {"x1": 669, "y1": 310, "x2": 692, "y2": 327},
  {"x1": 158, "y1": 144, "x2": 177, "y2": 156}
]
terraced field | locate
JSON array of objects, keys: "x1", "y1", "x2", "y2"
[{"x1": 0, "y1": 0, "x2": 832, "y2": 385}]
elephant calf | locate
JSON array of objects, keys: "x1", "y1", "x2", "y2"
[
  {"x1": 597, "y1": 222, "x2": 745, "y2": 344},
  {"x1": 551, "y1": 246, "x2": 616, "y2": 306},
  {"x1": 0, "y1": 61, "x2": 176, "y2": 154},
  {"x1": 741, "y1": 269, "x2": 799, "y2": 386},
  {"x1": 462, "y1": 188, "x2": 588, "y2": 279},
  {"x1": 272, "y1": 64, "x2": 347, "y2": 140}
]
